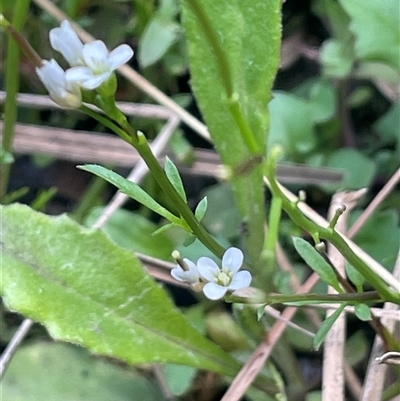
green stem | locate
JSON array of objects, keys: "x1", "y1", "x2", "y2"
[
  {"x1": 80, "y1": 105, "x2": 225, "y2": 258},
  {"x1": 228, "y1": 96, "x2": 261, "y2": 154},
  {"x1": 262, "y1": 195, "x2": 282, "y2": 276},
  {"x1": 229, "y1": 290, "x2": 383, "y2": 305},
  {"x1": 125, "y1": 128, "x2": 225, "y2": 258},
  {"x1": 0, "y1": 0, "x2": 31, "y2": 200},
  {"x1": 265, "y1": 151, "x2": 400, "y2": 304}
]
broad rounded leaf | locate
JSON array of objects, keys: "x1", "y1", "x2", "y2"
[
  {"x1": 0, "y1": 204, "x2": 240, "y2": 375},
  {"x1": 340, "y1": 0, "x2": 400, "y2": 69},
  {"x1": 2, "y1": 342, "x2": 164, "y2": 401}
]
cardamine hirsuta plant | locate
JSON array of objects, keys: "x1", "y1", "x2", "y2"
[{"x1": 1, "y1": 1, "x2": 399, "y2": 399}]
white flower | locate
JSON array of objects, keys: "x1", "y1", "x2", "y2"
[
  {"x1": 171, "y1": 259, "x2": 200, "y2": 288},
  {"x1": 197, "y1": 247, "x2": 252, "y2": 300},
  {"x1": 49, "y1": 20, "x2": 85, "y2": 67},
  {"x1": 36, "y1": 59, "x2": 82, "y2": 108},
  {"x1": 65, "y1": 40, "x2": 133, "y2": 90}
]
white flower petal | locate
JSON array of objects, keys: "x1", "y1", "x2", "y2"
[
  {"x1": 203, "y1": 282, "x2": 228, "y2": 300},
  {"x1": 82, "y1": 40, "x2": 109, "y2": 70},
  {"x1": 228, "y1": 270, "x2": 252, "y2": 291},
  {"x1": 49, "y1": 20, "x2": 84, "y2": 66},
  {"x1": 222, "y1": 247, "x2": 243, "y2": 273},
  {"x1": 79, "y1": 73, "x2": 110, "y2": 90},
  {"x1": 170, "y1": 259, "x2": 199, "y2": 286},
  {"x1": 171, "y1": 266, "x2": 186, "y2": 282},
  {"x1": 36, "y1": 59, "x2": 81, "y2": 108},
  {"x1": 66, "y1": 67, "x2": 109, "y2": 90},
  {"x1": 197, "y1": 257, "x2": 220, "y2": 282},
  {"x1": 107, "y1": 44, "x2": 133, "y2": 71},
  {"x1": 65, "y1": 66, "x2": 93, "y2": 82}
]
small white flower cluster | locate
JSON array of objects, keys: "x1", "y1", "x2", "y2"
[
  {"x1": 171, "y1": 247, "x2": 252, "y2": 300},
  {"x1": 36, "y1": 20, "x2": 133, "y2": 108}
]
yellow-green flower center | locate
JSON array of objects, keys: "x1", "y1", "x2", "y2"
[{"x1": 216, "y1": 271, "x2": 233, "y2": 286}]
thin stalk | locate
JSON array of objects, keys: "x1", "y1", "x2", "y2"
[
  {"x1": 126, "y1": 128, "x2": 225, "y2": 258},
  {"x1": 229, "y1": 290, "x2": 383, "y2": 305},
  {"x1": 0, "y1": 0, "x2": 31, "y2": 199},
  {"x1": 265, "y1": 152, "x2": 400, "y2": 304},
  {"x1": 80, "y1": 105, "x2": 225, "y2": 258},
  {"x1": 262, "y1": 196, "x2": 282, "y2": 275}
]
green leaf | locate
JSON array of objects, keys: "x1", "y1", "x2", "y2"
[
  {"x1": 320, "y1": 39, "x2": 354, "y2": 77},
  {"x1": 313, "y1": 303, "x2": 347, "y2": 350},
  {"x1": 201, "y1": 183, "x2": 242, "y2": 239},
  {"x1": 309, "y1": 80, "x2": 336, "y2": 123},
  {"x1": 346, "y1": 263, "x2": 364, "y2": 292},
  {"x1": 0, "y1": 145, "x2": 14, "y2": 164},
  {"x1": 138, "y1": 16, "x2": 180, "y2": 68},
  {"x1": 180, "y1": 0, "x2": 281, "y2": 266},
  {"x1": 194, "y1": 196, "x2": 208, "y2": 221},
  {"x1": 292, "y1": 237, "x2": 343, "y2": 293},
  {"x1": 314, "y1": 0, "x2": 355, "y2": 77},
  {"x1": 0, "y1": 204, "x2": 241, "y2": 376},
  {"x1": 354, "y1": 303, "x2": 372, "y2": 321},
  {"x1": 339, "y1": 0, "x2": 400, "y2": 69},
  {"x1": 345, "y1": 330, "x2": 369, "y2": 366},
  {"x1": 2, "y1": 342, "x2": 165, "y2": 401},
  {"x1": 164, "y1": 156, "x2": 187, "y2": 202},
  {"x1": 183, "y1": 232, "x2": 197, "y2": 247},
  {"x1": 323, "y1": 149, "x2": 376, "y2": 191},
  {"x1": 268, "y1": 92, "x2": 316, "y2": 156},
  {"x1": 78, "y1": 164, "x2": 181, "y2": 225},
  {"x1": 163, "y1": 364, "x2": 197, "y2": 396},
  {"x1": 84, "y1": 207, "x2": 174, "y2": 259},
  {"x1": 351, "y1": 209, "x2": 400, "y2": 270}
]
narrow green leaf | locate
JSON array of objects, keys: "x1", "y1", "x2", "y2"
[
  {"x1": 0, "y1": 204, "x2": 241, "y2": 376},
  {"x1": 293, "y1": 237, "x2": 343, "y2": 293},
  {"x1": 180, "y1": 0, "x2": 282, "y2": 266},
  {"x1": 78, "y1": 164, "x2": 181, "y2": 225},
  {"x1": 164, "y1": 156, "x2": 187, "y2": 202},
  {"x1": 346, "y1": 263, "x2": 364, "y2": 292},
  {"x1": 194, "y1": 196, "x2": 208, "y2": 221},
  {"x1": 257, "y1": 304, "x2": 267, "y2": 321},
  {"x1": 313, "y1": 303, "x2": 347, "y2": 350},
  {"x1": 354, "y1": 303, "x2": 372, "y2": 321}
]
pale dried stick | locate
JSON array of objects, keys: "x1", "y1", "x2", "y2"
[
  {"x1": 308, "y1": 305, "x2": 400, "y2": 321},
  {"x1": 0, "y1": 91, "x2": 174, "y2": 119},
  {"x1": 220, "y1": 274, "x2": 320, "y2": 401},
  {"x1": 322, "y1": 190, "x2": 365, "y2": 401},
  {"x1": 151, "y1": 365, "x2": 176, "y2": 401},
  {"x1": 32, "y1": 0, "x2": 210, "y2": 142},
  {"x1": 360, "y1": 249, "x2": 400, "y2": 401},
  {"x1": 92, "y1": 115, "x2": 180, "y2": 228},
  {"x1": 0, "y1": 319, "x2": 34, "y2": 378},
  {"x1": 264, "y1": 177, "x2": 400, "y2": 291},
  {"x1": 347, "y1": 167, "x2": 400, "y2": 238}
]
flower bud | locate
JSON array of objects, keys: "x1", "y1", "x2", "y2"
[{"x1": 36, "y1": 59, "x2": 82, "y2": 108}]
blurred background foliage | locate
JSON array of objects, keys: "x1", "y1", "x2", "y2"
[{"x1": 1, "y1": 0, "x2": 399, "y2": 400}]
